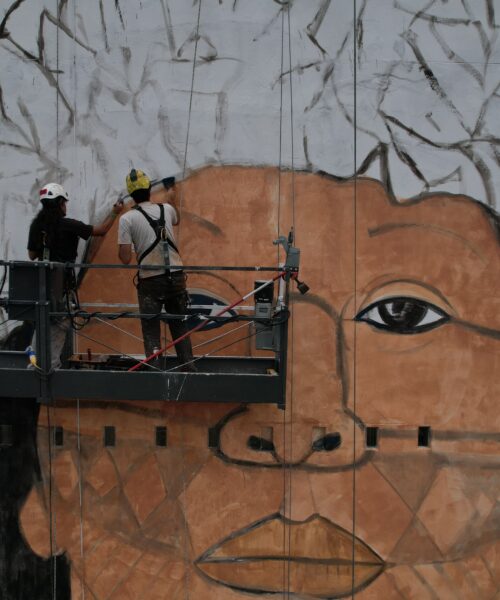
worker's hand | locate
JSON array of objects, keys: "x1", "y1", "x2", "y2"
[{"x1": 112, "y1": 199, "x2": 124, "y2": 215}]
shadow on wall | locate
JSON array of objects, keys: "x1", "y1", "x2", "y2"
[{"x1": 0, "y1": 327, "x2": 70, "y2": 600}]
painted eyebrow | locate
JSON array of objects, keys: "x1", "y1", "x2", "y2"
[
  {"x1": 361, "y1": 277, "x2": 454, "y2": 311},
  {"x1": 367, "y1": 222, "x2": 486, "y2": 263}
]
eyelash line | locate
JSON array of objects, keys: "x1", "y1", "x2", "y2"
[{"x1": 355, "y1": 296, "x2": 450, "y2": 335}]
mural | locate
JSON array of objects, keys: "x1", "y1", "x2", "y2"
[
  {"x1": 0, "y1": 1, "x2": 500, "y2": 599},
  {"x1": 15, "y1": 167, "x2": 500, "y2": 599}
]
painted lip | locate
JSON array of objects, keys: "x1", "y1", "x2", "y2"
[{"x1": 195, "y1": 514, "x2": 385, "y2": 598}]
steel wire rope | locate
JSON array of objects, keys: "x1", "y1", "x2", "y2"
[
  {"x1": 46, "y1": 402, "x2": 57, "y2": 600},
  {"x1": 177, "y1": 3, "x2": 202, "y2": 598},
  {"x1": 162, "y1": 313, "x2": 288, "y2": 373},
  {"x1": 164, "y1": 321, "x2": 256, "y2": 372},
  {"x1": 276, "y1": 4, "x2": 291, "y2": 597},
  {"x1": 72, "y1": 0, "x2": 86, "y2": 593},
  {"x1": 51, "y1": 0, "x2": 61, "y2": 594},
  {"x1": 351, "y1": 1, "x2": 358, "y2": 597},
  {"x1": 76, "y1": 398, "x2": 86, "y2": 599},
  {"x1": 94, "y1": 316, "x2": 145, "y2": 344},
  {"x1": 285, "y1": 4, "x2": 297, "y2": 598},
  {"x1": 73, "y1": 318, "x2": 258, "y2": 367},
  {"x1": 277, "y1": 5, "x2": 289, "y2": 597},
  {"x1": 70, "y1": 309, "x2": 264, "y2": 364},
  {"x1": 72, "y1": 329, "x2": 163, "y2": 370},
  {"x1": 158, "y1": 317, "x2": 280, "y2": 374}
]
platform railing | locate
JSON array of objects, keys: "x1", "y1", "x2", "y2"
[{"x1": 0, "y1": 260, "x2": 291, "y2": 407}]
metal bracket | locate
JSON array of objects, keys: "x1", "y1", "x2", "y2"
[{"x1": 273, "y1": 230, "x2": 300, "y2": 275}]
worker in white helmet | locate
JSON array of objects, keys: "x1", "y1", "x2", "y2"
[
  {"x1": 28, "y1": 182, "x2": 123, "y2": 262},
  {"x1": 27, "y1": 182, "x2": 124, "y2": 368}
]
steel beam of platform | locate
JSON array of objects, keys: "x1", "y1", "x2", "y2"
[{"x1": 0, "y1": 353, "x2": 283, "y2": 405}]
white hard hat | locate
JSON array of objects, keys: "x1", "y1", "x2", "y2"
[{"x1": 39, "y1": 183, "x2": 69, "y2": 202}]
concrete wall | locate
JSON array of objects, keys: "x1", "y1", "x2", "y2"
[{"x1": 1, "y1": 1, "x2": 500, "y2": 599}]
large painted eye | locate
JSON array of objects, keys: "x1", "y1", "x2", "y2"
[{"x1": 355, "y1": 297, "x2": 449, "y2": 334}]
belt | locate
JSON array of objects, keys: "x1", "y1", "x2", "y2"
[{"x1": 139, "y1": 270, "x2": 184, "y2": 281}]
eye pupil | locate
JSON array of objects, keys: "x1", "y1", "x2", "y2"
[{"x1": 380, "y1": 300, "x2": 427, "y2": 330}]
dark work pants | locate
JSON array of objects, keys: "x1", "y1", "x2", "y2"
[{"x1": 136, "y1": 272, "x2": 194, "y2": 363}]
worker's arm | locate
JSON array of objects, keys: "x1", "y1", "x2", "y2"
[
  {"x1": 169, "y1": 193, "x2": 180, "y2": 225},
  {"x1": 92, "y1": 201, "x2": 124, "y2": 236},
  {"x1": 162, "y1": 184, "x2": 181, "y2": 225},
  {"x1": 118, "y1": 244, "x2": 132, "y2": 264},
  {"x1": 28, "y1": 250, "x2": 37, "y2": 261}
]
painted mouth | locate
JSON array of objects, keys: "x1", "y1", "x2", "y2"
[{"x1": 195, "y1": 514, "x2": 384, "y2": 598}]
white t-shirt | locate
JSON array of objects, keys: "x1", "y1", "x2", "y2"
[{"x1": 118, "y1": 202, "x2": 182, "y2": 278}]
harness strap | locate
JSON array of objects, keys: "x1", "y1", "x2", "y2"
[{"x1": 134, "y1": 204, "x2": 180, "y2": 264}]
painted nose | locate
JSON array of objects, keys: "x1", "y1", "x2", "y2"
[{"x1": 213, "y1": 303, "x2": 366, "y2": 468}]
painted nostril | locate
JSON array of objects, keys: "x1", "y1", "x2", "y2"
[
  {"x1": 312, "y1": 432, "x2": 342, "y2": 452},
  {"x1": 247, "y1": 435, "x2": 275, "y2": 452}
]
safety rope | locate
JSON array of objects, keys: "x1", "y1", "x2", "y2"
[
  {"x1": 351, "y1": 1, "x2": 358, "y2": 597},
  {"x1": 46, "y1": 402, "x2": 57, "y2": 600},
  {"x1": 76, "y1": 398, "x2": 86, "y2": 599},
  {"x1": 277, "y1": 5, "x2": 288, "y2": 597},
  {"x1": 53, "y1": 6, "x2": 60, "y2": 592},
  {"x1": 179, "y1": 3, "x2": 202, "y2": 597},
  {"x1": 285, "y1": 4, "x2": 296, "y2": 597}
]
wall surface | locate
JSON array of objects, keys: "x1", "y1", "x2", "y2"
[{"x1": 1, "y1": 1, "x2": 500, "y2": 599}]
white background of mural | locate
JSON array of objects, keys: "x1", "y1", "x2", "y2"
[{"x1": 1, "y1": 0, "x2": 500, "y2": 263}]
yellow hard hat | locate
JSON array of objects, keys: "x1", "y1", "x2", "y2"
[{"x1": 126, "y1": 169, "x2": 151, "y2": 195}]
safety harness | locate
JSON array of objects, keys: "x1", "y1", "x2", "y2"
[{"x1": 134, "y1": 204, "x2": 179, "y2": 267}]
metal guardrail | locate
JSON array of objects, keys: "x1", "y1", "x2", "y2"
[{"x1": 0, "y1": 260, "x2": 292, "y2": 408}]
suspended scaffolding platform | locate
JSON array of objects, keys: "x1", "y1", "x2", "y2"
[
  {"x1": 0, "y1": 350, "x2": 282, "y2": 404},
  {"x1": 0, "y1": 236, "x2": 306, "y2": 408}
]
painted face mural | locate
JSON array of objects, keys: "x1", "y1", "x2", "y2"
[{"x1": 20, "y1": 166, "x2": 500, "y2": 599}]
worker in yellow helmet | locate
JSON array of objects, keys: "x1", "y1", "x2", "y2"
[{"x1": 117, "y1": 169, "x2": 196, "y2": 371}]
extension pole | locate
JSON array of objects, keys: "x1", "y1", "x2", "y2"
[{"x1": 128, "y1": 270, "x2": 287, "y2": 371}]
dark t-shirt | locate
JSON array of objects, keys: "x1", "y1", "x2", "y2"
[{"x1": 27, "y1": 218, "x2": 93, "y2": 262}]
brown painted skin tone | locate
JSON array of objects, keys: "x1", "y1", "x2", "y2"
[{"x1": 20, "y1": 167, "x2": 500, "y2": 599}]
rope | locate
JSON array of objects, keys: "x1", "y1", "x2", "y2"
[
  {"x1": 351, "y1": 1, "x2": 358, "y2": 597},
  {"x1": 178, "y1": 3, "x2": 202, "y2": 597},
  {"x1": 285, "y1": 4, "x2": 296, "y2": 598},
  {"x1": 73, "y1": 329, "x2": 162, "y2": 370},
  {"x1": 165, "y1": 322, "x2": 263, "y2": 372},
  {"x1": 95, "y1": 316, "x2": 145, "y2": 344},
  {"x1": 46, "y1": 402, "x2": 57, "y2": 600},
  {"x1": 179, "y1": 0, "x2": 202, "y2": 232},
  {"x1": 76, "y1": 398, "x2": 86, "y2": 599},
  {"x1": 277, "y1": 5, "x2": 288, "y2": 597}
]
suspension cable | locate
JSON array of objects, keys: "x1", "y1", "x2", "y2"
[
  {"x1": 46, "y1": 402, "x2": 57, "y2": 600},
  {"x1": 76, "y1": 398, "x2": 86, "y2": 599},
  {"x1": 179, "y1": 0, "x2": 202, "y2": 233},
  {"x1": 277, "y1": 5, "x2": 288, "y2": 597},
  {"x1": 285, "y1": 4, "x2": 296, "y2": 598},
  {"x1": 178, "y1": 3, "x2": 202, "y2": 596},
  {"x1": 351, "y1": 1, "x2": 358, "y2": 597}
]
